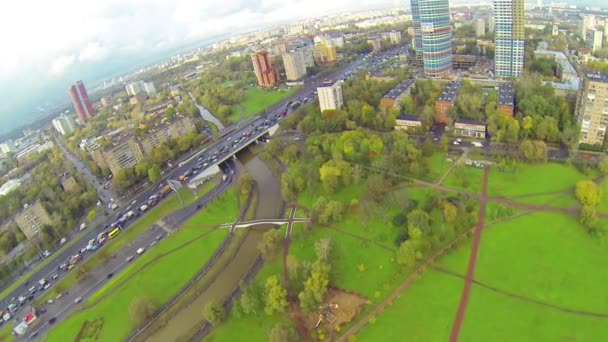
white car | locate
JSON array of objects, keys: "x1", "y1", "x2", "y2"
[
  {"x1": 52, "y1": 274, "x2": 59, "y2": 280},
  {"x1": 79, "y1": 223, "x2": 87, "y2": 231},
  {"x1": 74, "y1": 297, "x2": 82, "y2": 304},
  {"x1": 44, "y1": 283, "x2": 51, "y2": 290},
  {"x1": 136, "y1": 247, "x2": 145, "y2": 255}
]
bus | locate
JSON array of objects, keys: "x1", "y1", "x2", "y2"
[{"x1": 109, "y1": 228, "x2": 121, "y2": 239}]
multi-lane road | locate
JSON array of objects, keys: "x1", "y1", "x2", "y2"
[{"x1": 2, "y1": 49, "x2": 396, "y2": 338}]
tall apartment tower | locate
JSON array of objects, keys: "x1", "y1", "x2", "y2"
[
  {"x1": 411, "y1": 0, "x2": 453, "y2": 78},
  {"x1": 283, "y1": 50, "x2": 307, "y2": 81},
  {"x1": 578, "y1": 72, "x2": 608, "y2": 146},
  {"x1": 68, "y1": 81, "x2": 96, "y2": 121},
  {"x1": 494, "y1": 0, "x2": 525, "y2": 79},
  {"x1": 251, "y1": 51, "x2": 279, "y2": 88},
  {"x1": 317, "y1": 81, "x2": 344, "y2": 112}
]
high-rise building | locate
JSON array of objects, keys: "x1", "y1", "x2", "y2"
[
  {"x1": 475, "y1": 18, "x2": 486, "y2": 37},
  {"x1": 300, "y1": 45, "x2": 315, "y2": 68},
  {"x1": 317, "y1": 81, "x2": 344, "y2": 112},
  {"x1": 582, "y1": 15, "x2": 596, "y2": 41},
  {"x1": 14, "y1": 201, "x2": 53, "y2": 240},
  {"x1": 68, "y1": 81, "x2": 96, "y2": 121},
  {"x1": 487, "y1": 16, "x2": 495, "y2": 33},
  {"x1": 144, "y1": 82, "x2": 157, "y2": 97},
  {"x1": 577, "y1": 72, "x2": 608, "y2": 146},
  {"x1": 125, "y1": 81, "x2": 145, "y2": 96},
  {"x1": 283, "y1": 50, "x2": 307, "y2": 81},
  {"x1": 367, "y1": 37, "x2": 382, "y2": 53},
  {"x1": 52, "y1": 113, "x2": 78, "y2": 136},
  {"x1": 313, "y1": 42, "x2": 337, "y2": 64},
  {"x1": 411, "y1": 0, "x2": 453, "y2": 78},
  {"x1": 251, "y1": 51, "x2": 279, "y2": 88},
  {"x1": 103, "y1": 137, "x2": 144, "y2": 175},
  {"x1": 494, "y1": 0, "x2": 525, "y2": 78},
  {"x1": 587, "y1": 29, "x2": 604, "y2": 52}
]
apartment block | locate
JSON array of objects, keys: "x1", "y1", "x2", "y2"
[
  {"x1": 103, "y1": 137, "x2": 144, "y2": 175},
  {"x1": 317, "y1": 81, "x2": 344, "y2": 112},
  {"x1": 577, "y1": 72, "x2": 608, "y2": 146},
  {"x1": 313, "y1": 42, "x2": 337, "y2": 64},
  {"x1": 283, "y1": 50, "x2": 307, "y2": 81},
  {"x1": 434, "y1": 81, "x2": 462, "y2": 124},
  {"x1": 14, "y1": 201, "x2": 53, "y2": 240},
  {"x1": 379, "y1": 79, "x2": 415, "y2": 110},
  {"x1": 494, "y1": 0, "x2": 525, "y2": 78},
  {"x1": 139, "y1": 115, "x2": 197, "y2": 155},
  {"x1": 251, "y1": 51, "x2": 279, "y2": 88},
  {"x1": 367, "y1": 37, "x2": 382, "y2": 53},
  {"x1": 475, "y1": 18, "x2": 486, "y2": 37}
]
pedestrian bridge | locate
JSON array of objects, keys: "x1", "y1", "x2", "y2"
[{"x1": 219, "y1": 218, "x2": 310, "y2": 229}]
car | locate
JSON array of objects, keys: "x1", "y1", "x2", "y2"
[
  {"x1": 44, "y1": 283, "x2": 51, "y2": 290},
  {"x1": 79, "y1": 223, "x2": 87, "y2": 231},
  {"x1": 51, "y1": 274, "x2": 59, "y2": 280},
  {"x1": 47, "y1": 299, "x2": 54, "y2": 304},
  {"x1": 74, "y1": 297, "x2": 82, "y2": 304},
  {"x1": 126, "y1": 255, "x2": 134, "y2": 262},
  {"x1": 55, "y1": 293, "x2": 63, "y2": 300},
  {"x1": 136, "y1": 247, "x2": 145, "y2": 255},
  {"x1": 155, "y1": 234, "x2": 164, "y2": 241},
  {"x1": 68, "y1": 264, "x2": 75, "y2": 271},
  {"x1": 58, "y1": 263, "x2": 67, "y2": 270},
  {"x1": 48, "y1": 317, "x2": 57, "y2": 325},
  {"x1": 28, "y1": 286, "x2": 36, "y2": 293}
]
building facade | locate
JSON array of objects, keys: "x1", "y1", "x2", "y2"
[
  {"x1": 125, "y1": 81, "x2": 145, "y2": 96},
  {"x1": 494, "y1": 0, "x2": 525, "y2": 78},
  {"x1": 367, "y1": 37, "x2": 382, "y2": 53},
  {"x1": 578, "y1": 72, "x2": 608, "y2": 146},
  {"x1": 313, "y1": 43, "x2": 337, "y2": 64},
  {"x1": 411, "y1": 0, "x2": 453, "y2": 78},
  {"x1": 475, "y1": 18, "x2": 486, "y2": 37},
  {"x1": 395, "y1": 115, "x2": 423, "y2": 132},
  {"x1": 454, "y1": 119, "x2": 487, "y2": 138},
  {"x1": 317, "y1": 81, "x2": 344, "y2": 112},
  {"x1": 103, "y1": 138, "x2": 144, "y2": 175},
  {"x1": 144, "y1": 82, "x2": 157, "y2": 97},
  {"x1": 14, "y1": 202, "x2": 53, "y2": 240},
  {"x1": 434, "y1": 81, "x2": 461, "y2": 124},
  {"x1": 587, "y1": 29, "x2": 604, "y2": 53},
  {"x1": 52, "y1": 114, "x2": 77, "y2": 136},
  {"x1": 68, "y1": 81, "x2": 96, "y2": 121},
  {"x1": 379, "y1": 79, "x2": 415, "y2": 110},
  {"x1": 251, "y1": 51, "x2": 279, "y2": 88},
  {"x1": 140, "y1": 115, "x2": 197, "y2": 155},
  {"x1": 283, "y1": 50, "x2": 307, "y2": 81},
  {"x1": 388, "y1": 30, "x2": 403, "y2": 44}
]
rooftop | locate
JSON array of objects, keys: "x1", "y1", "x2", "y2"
[
  {"x1": 383, "y1": 79, "x2": 415, "y2": 99},
  {"x1": 585, "y1": 71, "x2": 608, "y2": 84},
  {"x1": 455, "y1": 118, "x2": 486, "y2": 126},
  {"x1": 498, "y1": 83, "x2": 514, "y2": 107},
  {"x1": 396, "y1": 114, "x2": 421, "y2": 121},
  {"x1": 437, "y1": 81, "x2": 462, "y2": 103}
]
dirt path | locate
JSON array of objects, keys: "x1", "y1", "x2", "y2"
[
  {"x1": 449, "y1": 166, "x2": 489, "y2": 341},
  {"x1": 282, "y1": 207, "x2": 310, "y2": 342},
  {"x1": 433, "y1": 266, "x2": 608, "y2": 319},
  {"x1": 436, "y1": 154, "x2": 462, "y2": 185}
]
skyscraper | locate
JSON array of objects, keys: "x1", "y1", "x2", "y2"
[
  {"x1": 68, "y1": 81, "x2": 95, "y2": 121},
  {"x1": 494, "y1": 0, "x2": 525, "y2": 79},
  {"x1": 411, "y1": 0, "x2": 453, "y2": 78},
  {"x1": 251, "y1": 51, "x2": 279, "y2": 88}
]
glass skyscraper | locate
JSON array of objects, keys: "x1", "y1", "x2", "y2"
[
  {"x1": 494, "y1": 0, "x2": 525, "y2": 78},
  {"x1": 411, "y1": 0, "x2": 453, "y2": 78}
]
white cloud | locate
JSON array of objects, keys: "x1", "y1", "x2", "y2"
[
  {"x1": 49, "y1": 55, "x2": 76, "y2": 76},
  {"x1": 79, "y1": 42, "x2": 110, "y2": 62}
]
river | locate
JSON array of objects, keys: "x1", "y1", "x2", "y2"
[
  {"x1": 145, "y1": 150, "x2": 282, "y2": 341},
  {"x1": 188, "y1": 91, "x2": 225, "y2": 130}
]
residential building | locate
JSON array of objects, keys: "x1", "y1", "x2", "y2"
[
  {"x1": 144, "y1": 99, "x2": 177, "y2": 116},
  {"x1": 380, "y1": 79, "x2": 415, "y2": 110},
  {"x1": 388, "y1": 30, "x2": 403, "y2": 44},
  {"x1": 497, "y1": 83, "x2": 515, "y2": 116},
  {"x1": 317, "y1": 81, "x2": 344, "y2": 112},
  {"x1": 68, "y1": 81, "x2": 96, "y2": 121},
  {"x1": 59, "y1": 174, "x2": 78, "y2": 193},
  {"x1": 300, "y1": 45, "x2": 315, "y2": 68},
  {"x1": 494, "y1": 0, "x2": 525, "y2": 78},
  {"x1": 144, "y1": 82, "x2": 157, "y2": 97},
  {"x1": 534, "y1": 49, "x2": 581, "y2": 103},
  {"x1": 453, "y1": 55, "x2": 478, "y2": 69},
  {"x1": 314, "y1": 35, "x2": 344, "y2": 47},
  {"x1": 125, "y1": 81, "x2": 145, "y2": 96},
  {"x1": 283, "y1": 50, "x2": 307, "y2": 81},
  {"x1": 14, "y1": 201, "x2": 53, "y2": 240},
  {"x1": 0, "y1": 179, "x2": 21, "y2": 197},
  {"x1": 552, "y1": 25, "x2": 559, "y2": 36},
  {"x1": 395, "y1": 115, "x2": 423, "y2": 132},
  {"x1": 51, "y1": 113, "x2": 77, "y2": 136},
  {"x1": 139, "y1": 115, "x2": 197, "y2": 155},
  {"x1": 366, "y1": 72, "x2": 398, "y2": 83},
  {"x1": 582, "y1": 15, "x2": 596, "y2": 41},
  {"x1": 454, "y1": 119, "x2": 487, "y2": 138},
  {"x1": 313, "y1": 42, "x2": 338, "y2": 64},
  {"x1": 587, "y1": 29, "x2": 604, "y2": 53},
  {"x1": 488, "y1": 16, "x2": 495, "y2": 33},
  {"x1": 577, "y1": 71, "x2": 608, "y2": 146},
  {"x1": 367, "y1": 37, "x2": 382, "y2": 53},
  {"x1": 0, "y1": 141, "x2": 15, "y2": 153},
  {"x1": 411, "y1": 0, "x2": 453, "y2": 78},
  {"x1": 434, "y1": 81, "x2": 461, "y2": 124},
  {"x1": 251, "y1": 51, "x2": 279, "y2": 88},
  {"x1": 87, "y1": 143, "x2": 108, "y2": 170},
  {"x1": 103, "y1": 137, "x2": 144, "y2": 175},
  {"x1": 100, "y1": 96, "x2": 111, "y2": 107},
  {"x1": 475, "y1": 18, "x2": 486, "y2": 37}
]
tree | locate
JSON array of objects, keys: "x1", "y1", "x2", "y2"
[
  {"x1": 580, "y1": 205, "x2": 599, "y2": 229},
  {"x1": 519, "y1": 140, "x2": 547, "y2": 163},
  {"x1": 575, "y1": 180, "x2": 601, "y2": 207},
  {"x1": 599, "y1": 157, "x2": 608, "y2": 175},
  {"x1": 203, "y1": 303, "x2": 226, "y2": 326},
  {"x1": 164, "y1": 106, "x2": 176, "y2": 119},
  {"x1": 407, "y1": 209, "x2": 431, "y2": 234},
  {"x1": 314, "y1": 238, "x2": 332, "y2": 262},
  {"x1": 421, "y1": 137, "x2": 435, "y2": 157},
  {"x1": 269, "y1": 322, "x2": 299, "y2": 342},
  {"x1": 87, "y1": 209, "x2": 97, "y2": 222},
  {"x1": 129, "y1": 296, "x2": 157, "y2": 326},
  {"x1": 298, "y1": 262, "x2": 331, "y2": 312},
  {"x1": 396, "y1": 227, "x2": 428, "y2": 269},
  {"x1": 258, "y1": 229, "x2": 282, "y2": 259},
  {"x1": 237, "y1": 284, "x2": 263, "y2": 316},
  {"x1": 365, "y1": 174, "x2": 391, "y2": 202},
  {"x1": 442, "y1": 202, "x2": 458, "y2": 224},
  {"x1": 147, "y1": 165, "x2": 161, "y2": 183},
  {"x1": 264, "y1": 275, "x2": 287, "y2": 315}
]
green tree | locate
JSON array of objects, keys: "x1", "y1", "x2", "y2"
[
  {"x1": 442, "y1": 202, "x2": 458, "y2": 224},
  {"x1": 203, "y1": 303, "x2": 226, "y2": 326},
  {"x1": 599, "y1": 157, "x2": 608, "y2": 175},
  {"x1": 87, "y1": 209, "x2": 97, "y2": 222},
  {"x1": 421, "y1": 137, "x2": 435, "y2": 157},
  {"x1": 264, "y1": 275, "x2": 288, "y2": 315},
  {"x1": 258, "y1": 229, "x2": 282, "y2": 260},
  {"x1": 396, "y1": 227, "x2": 429, "y2": 269},
  {"x1": 575, "y1": 180, "x2": 601, "y2": 207},
  {"x1": 237, "y1": 284, "x2": 263, "y2": 316},
  {"x1": 165, "y1": 106, "x2": 177, "y2": 119},
  {"x1": 407, "y1": 209, "x2": 431, "y2": 234},
  {"x1": 147, "y1": 165, "x2": 161, "y2": 183},
  {"x1": 580, "y1": 205, "x2": 599, "y2": 229},
  {"x1": 298, "y1": 262, "x2": 331, "y2": 312},
  {"x1": 269, "y1": 322, "x2": 300, "y2": 342}
]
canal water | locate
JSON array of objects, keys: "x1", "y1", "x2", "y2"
[{"x1": 146, "y1": 150, "x2": 282, "y2": 341}]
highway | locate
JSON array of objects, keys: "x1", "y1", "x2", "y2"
[{"x1": 1, "y1": 49, "x2": 394, "y2": 337}]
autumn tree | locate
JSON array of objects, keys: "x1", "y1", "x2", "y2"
[
  {"x1": 298, "y1": 262, "x2": 331, "y2": 312},
  {"x1": 314, "y1": 238, "x2": 332, "y2": 262},
  {"x1": 575, "y1": 180, "x2": 601, "y2": 207},
  {"x1": 580, "y1": 205, "x2": 599, "y2": 229},
  {"x1": 396, "y1": 227, "x2": 429, "y2": 269},
  {"x1": 258, "y1": 229, "x2": 282, "y2": 260},
  {"x1": 264, "y1": 275, "x2": 288, "y2": 315}
]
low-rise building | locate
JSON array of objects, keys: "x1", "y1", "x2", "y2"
[
  {"x1": 497, "y1": 83, "x2": 515, "y2": 116},
  {"x1": 366, "y1": 72, "x2": 397, "y2": 83},
  {"x1": 144, "y1": 99, "x2": 177, "y2": 116},
  {"x1": 453, "y1": 55, "x2": 478, "y2": 69},
  {"x1": 435, "y1": 81, "x2": 462, "y2": 124},
  {"x1": 379, "y1": 79, "x2": 415, "y2": 110},
  {"x1": 14, "y1": 201, "x2": 53, "y2": 240},
  {"x1": 454, "y1": 118, "x2": 486, "y2": 138},
  {"x1": 59, "y1": 174, "x2": 78, "y2": 193},
  {"x1": 395, "y1": 115, "x2": 423, "y2": 132}
]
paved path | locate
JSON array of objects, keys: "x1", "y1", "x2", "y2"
[{"x1": 449, "y1": 166, "x2": 489, "y2": 342}]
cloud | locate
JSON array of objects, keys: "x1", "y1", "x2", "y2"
[
  {"x1": 49, "y1": 55, "x2": 76, "y2": 76},
  {"x1": 79, "y1": 42, "x2": 110, "y2": 62}
]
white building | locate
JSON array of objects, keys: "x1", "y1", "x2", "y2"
[
  {"x1": 475, "y1": 18, "x2": 486, "y2": 37},
  {"x1": 314, "y1": 34, "x2": 344, "y2": 47},
  {"x1": 587, "y1": 29, "x2": 604, "y2": 52},
  {"x1": 283, "y1": 50, "x2": 307, "y2": 81},
  {"x1": 144, "y1": 82, "x2": 157, "y2": 97},
  {"x1": 125, "y1": 81, "x2": 145, "y2": 96},
  {"x1": 52, "y1": 114, "x2": 77, "y2": 136},
  {"x1": 582, "y1": 15, "x2": 596, "y2": 41},
  {"x1": 317, "y1": 81, "x2": 344, "y2": 112}
]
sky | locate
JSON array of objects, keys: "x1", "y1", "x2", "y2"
[{"x1": 0, "y1": 0, "x2": 393, "y2": 134}]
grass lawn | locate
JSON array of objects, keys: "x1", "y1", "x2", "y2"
[
  {"x1": 460, "y1": 284, "x2": 608, "y2": 341},
  {"x1": 0, "y1": 324, "x2": 15, "y2": 342},
  {"x1": 487, "y1": 163, "x2": 593, "y2": 198},
  {"x1": 44, "y1": 227, "x2": 230, "y2": 342},
  {"x1": 443, "y1": 166, "x2": 485, "y2": 194},
  {"x1": 424, "y1": 153, "x2": 453, "y2": 182},
  {"x1": 228, "y1": 87, "x2": 293, "y2": 122},
  {"x1": 36, "y1": 181, "x2": 221, "y2": 305},
  {"x1": 600, "y1": 179, "x2": 608, "y2": 214},
  {"x1": 356, "y1": 270, "x2": 462, "y2": 342}
]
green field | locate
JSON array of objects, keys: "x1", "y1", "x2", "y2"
[
  {"x1": 37, "y1": 181, "x2": 220, "y2": 304},
  {"x1": 228, "y1": 87, "x2": 293, "y2": 122},
  {"x1": 443, "y1": 165, "x2": 485, "y2": 194},
  {"x1": 600, "y1": 179, "x2": 608, "y2": 214},
  {"x1": 425, "y1": 153, "x2": 453, "y2": 182},
  {"x1": 0, "y1": 324, "x2": 15, "y2": 342},
  {"x1": 44, "y1": 227, "x2": 228, "y2": 342}
]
